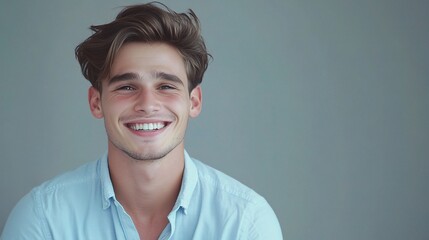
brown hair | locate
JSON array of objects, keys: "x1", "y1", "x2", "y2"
[{"x1": 75, "y1": 2, "x2": 210, "y2": 92}]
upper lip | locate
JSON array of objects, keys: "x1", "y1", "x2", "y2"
[{"x1": 123, "y1": 116, "x2": 172, "y2": 123}]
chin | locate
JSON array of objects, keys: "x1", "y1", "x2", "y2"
[{"x1": 125, "y1": 151, "x2": 169, "y2": 161}]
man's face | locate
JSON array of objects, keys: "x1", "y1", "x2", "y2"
[{"x1": 88, "y1": 42, "x2": 202, "y2": 161}]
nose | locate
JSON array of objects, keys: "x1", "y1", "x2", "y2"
[{"x1": 134, "y1": 88, "x2": 160, "y2": 113}]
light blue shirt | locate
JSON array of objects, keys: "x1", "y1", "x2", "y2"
[{"x1": 1, "y1": 151, "x2": 283, "y2": 239}]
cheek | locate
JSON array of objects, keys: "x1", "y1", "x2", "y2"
[
  {"x1": 100, "y1": 98, "x2": 129, "y2": 123},
  {"x1": 163, "y1": 95, "x2": 190, "y2": 113},
  {"x1": 103, "y1": 94, "x2": 132, "y2": 109}
]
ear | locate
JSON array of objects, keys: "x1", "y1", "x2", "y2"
[
  {"x1": 189, "y1": 85, "x2": 202, "y2": 118},
  {"x1": 88, "y1": 87, "x2": 104, "y2": 119}
]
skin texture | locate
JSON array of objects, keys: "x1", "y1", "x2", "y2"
[{"x1": 88, "y1": 42, "x2": 202, "y2": 240}]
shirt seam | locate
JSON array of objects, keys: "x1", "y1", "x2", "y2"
[
  {"x1": 32, "y1": 188, "x2": 52, "y2": 240},
  {"x1": 42, "y1": 173, "x2": 97, "y2": 194},
  {"x1": 31, "y1": 171, "x2": 98, "y2": 239},
  {"x1": 237, "y1": 199, "x2": 263, "y2": 239},
  {"x1": 198, "y1": 173, "x2": 258, "y2": 203}
]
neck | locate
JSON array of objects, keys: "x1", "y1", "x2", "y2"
[{"x1": 108, "y1": 144, "x2": 185, "y2": 217}]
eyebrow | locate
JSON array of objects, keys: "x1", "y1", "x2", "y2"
[
  {"x1": 108, "y1": 72, "x2": 184, "y2": 86},
  {"x1": 108, "y1": 72, "x2": 140, "y2": 85},
  {"x1": 153, "y1": 72, "x2": 184, "y2": 86}
]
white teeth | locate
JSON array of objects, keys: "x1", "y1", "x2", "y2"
[{"x1": 130, "y1": 122, "x2": 165, "y2": 131}]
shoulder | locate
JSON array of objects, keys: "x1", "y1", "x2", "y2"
[
  {"x1": 31, "y1": 159, "x2": 101, "y2": 214},
  {"x1": 1, "y1": 160, "x2": 100, "y2": 239},
  {"x1": 1, "y1": 189, "x2": 44, "y2": 239},
  {"x1": 191, "y1": 157, "x2": 283, "y2": 239},
  {"x1": 37, "y1": 159, "x2": 99, "y2": 193},
  {"x1": 192, "y1": 158, "x2": 262, "y2": 203}
]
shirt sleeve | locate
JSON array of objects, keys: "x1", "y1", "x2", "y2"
[
  {"x1": 239, "y1": 197, "x2": 284, "y2": 240},
  {"x1": 1, "y1": 190, "x2": 46, "y2": 240}
]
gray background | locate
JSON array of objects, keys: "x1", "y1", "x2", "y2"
[{"x1": 1, "y1": 0, "x2": 428, "y2": 239}]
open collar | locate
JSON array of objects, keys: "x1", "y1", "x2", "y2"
[{"x1": 99, "y1": 150, "x2": 198, "y2": 211}]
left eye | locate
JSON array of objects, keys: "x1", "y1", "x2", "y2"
[
  {"x1": 159, "y1": 85, "x2": 175, "y2": 90},
  {"x1": 118, "y1": 86, "x2": 135, "y2": 91}
]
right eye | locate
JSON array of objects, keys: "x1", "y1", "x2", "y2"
[{"x1": 117, "y1": 86, "x2": 135, "y2": 91}]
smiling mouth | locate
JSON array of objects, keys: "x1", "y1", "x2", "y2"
[{"x1": 127, "y1": 122, "x2": 167, "y2": 131}]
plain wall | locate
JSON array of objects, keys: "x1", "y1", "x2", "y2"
[{"x1": 1, "y1": 0, "x2": 428, "y2": 239}]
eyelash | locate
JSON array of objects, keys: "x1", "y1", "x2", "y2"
[
  {"x1": 117, "y1": 86, "x2": 135, "y2": 91},
  {"x1": 159, "y1": 84, "x2": 176, "y2": 90},
  {"x1": 115, "y1": 84, "x2": 177, "y2": 93}
]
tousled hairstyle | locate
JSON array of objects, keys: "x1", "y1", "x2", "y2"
[{"x1": 75, "y1": 2, "x2": 210, "y2": 92}]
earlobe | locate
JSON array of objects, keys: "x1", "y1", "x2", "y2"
[
  {"x1": 189, "y1": 85, "x2": 202, "y2": 118},
  {"x1": 88, "y1": 87, "x2": 103, "y2": 119}
]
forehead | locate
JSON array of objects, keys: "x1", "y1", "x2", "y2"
[{"x1": 108, "y1": 42, "x2": 188, "y2": 84}]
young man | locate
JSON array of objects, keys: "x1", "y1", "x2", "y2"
[{"x1": 1, "y1": 3, "x2": 282, "y2": 239}]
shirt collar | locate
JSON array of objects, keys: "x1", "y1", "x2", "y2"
[
  {"x1": 173, "y1": 150, "x2": 198, "y2": 214},
  {"x1": 98, "y1": 150, "x2": 198, "y2": 211},
  {"x1": 99, "y1": 152, "x2": 115, "y2": 209}
]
